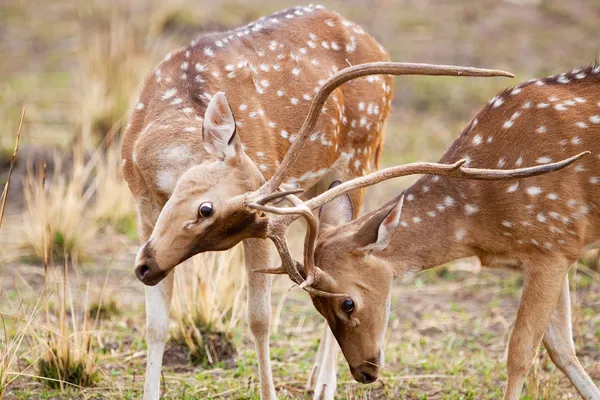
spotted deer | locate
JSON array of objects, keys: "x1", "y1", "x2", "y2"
[
  {"x1": 254, "y1": 64, "x2": 600, "y2": 399},
  {"x1": 124, "y1": 5, "x2": 517, "y2": 400},
  {"x1": 121, "y1": 6, "x2": 396, "y2": 398}
]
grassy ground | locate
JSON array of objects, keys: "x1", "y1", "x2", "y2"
[
  {"x1": 2, "y1": 247, "x2": 599, "y2": 399},
  {"x1": 1, "y1": 0, "x2": 600, "y2": 399}
]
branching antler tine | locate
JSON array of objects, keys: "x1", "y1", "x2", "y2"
[
  {"x1": 304, "y1": 287, "x2": 348, "y2": 298},
  {"x1": 305, "y1": 153, "x2": 588, "y2": 212},
  {"x1": 256, "y1": 189, "x2": 305, "y2": 205},
  {"x1": 268, "y1": 234, "x2": 306, "y2": 285},
  {"x1": 453, "y1": 151, "x2": 590, "y2": 180},
  {"x1": 247, "y1": 203, "x2": 304, "y2": 215},
  {"x1": 258, "y1": 61, "x2": 514, "y2": 196},
  {"x1": 252, "y1": 266, "x2": 287, "y2": 274},
  {"x1": 284, "y1": 194, "x2": 319, "y2": 289}
]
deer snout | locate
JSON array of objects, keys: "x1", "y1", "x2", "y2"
[
  {"x1": 350, "y1": 357, "x2": 381, "y2": 384},
  {"x1": 135, "y1": 241, "x2": 167, "y2": 286}
]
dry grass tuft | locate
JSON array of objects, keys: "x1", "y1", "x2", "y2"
[
  {"x1": 91, "y1": 143, "x2": 136, "y2": 236},
  {"x1": 34, "y1": 261, "x2": 105, "y2": 389},
  {"x1": 170, "y1": 245, "x2": 246, "y2": 367},
  {"x1": 21, "y1": 150, "x2": 97, "y2": 263},
  {"x1": 0, "y1": 288, "x2": 44, "y2": 397}
]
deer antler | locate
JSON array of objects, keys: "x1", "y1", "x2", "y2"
[
  {"x1": 248, "y1": 194, "x2": 344, "y2": 296},
  {"x1": 254, "y1": 151, "x2": 589, "y2": 296},
  {"x1": 248, "y1": 62, "x2": 514, "y2": 202},
  {"x1": 305, "y1": 151, "x2": 590, "y2": 211},
  {"x1": 241, "y1": 61, "x2": 516, "y2": 297}
]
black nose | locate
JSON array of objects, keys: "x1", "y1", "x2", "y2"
[
  {"x1": 359, "y1": 371, "x2": 377, "y2": 384},
  {"x1": 135, "y1": 264, "x2": 151, "y2": 280},
  {"x1": 350, "y1": 358, "x2": 380, "y2": 384}
]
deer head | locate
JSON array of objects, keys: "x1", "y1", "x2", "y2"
[
  {"x1": 135, "y1": 92, "x2": 270, "y2": 285},
  {"x1": 135, "y1": 62, "x2": 517, "y2": 286}
]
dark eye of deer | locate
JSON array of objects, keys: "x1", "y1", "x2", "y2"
[
  {"x1": 199, "y1": 202, "x2": 213, "y2": 218},
  {"x1": 341, "y1": 298, "x2": 355, "y2": 313}
]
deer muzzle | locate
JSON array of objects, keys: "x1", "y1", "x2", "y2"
[
  {"x1": 135, "y1": 240, "x2": 168, "y2": 286},
  {"x1": 350, "y1": 357, "x2": 381, "y2": 384}
]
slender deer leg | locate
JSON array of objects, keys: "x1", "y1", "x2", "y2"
[
  {"x1": 244, "y1": 238, "x2": 277, "y2": 400},
  {"x1": 504, "y1": 263, "x2": 568, "y2": 400},
  {"x1": 543, "y1": 275, "x2": 600, "y2": 399},
  {"x1": 143, "y1": 272, "x2": 174, "y2": 400},
  {"x1": 309, "y1": 325, "x2": 338, "y2": 400},
  {"x1": 136, "y1": 199, "x2": 174, "y2": 400},
  {"x1": 306, "y1": 324, "x2": 328, "y2": 390}
]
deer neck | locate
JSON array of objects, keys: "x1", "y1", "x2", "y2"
[{"x1": 380, "y1": 176, "x2": 483, "y2": 275}]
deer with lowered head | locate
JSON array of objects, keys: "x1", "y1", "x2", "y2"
[
  {"x1": 123, "y1": 5, "x2": 519, "y2": 399},
  {"x1": 258, "y1": 64, "x2": 600, "y2": 399}
]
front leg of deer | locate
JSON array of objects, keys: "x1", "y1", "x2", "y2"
[
  {"x1": 244, "y1": 238, "x2": 277, "y2": 400},
  {"x1": 504, "y1": 264, "x2": 568, "y2": 400},
  {"x1": 307, "y1": 324, "x2": 338, "y2": 400},
  {"x1": 542, "y1": 275, "x2": 600, "y2": 399},
  {"x1": 143, "y1": 273, "x2": 174, "y2": 400}
]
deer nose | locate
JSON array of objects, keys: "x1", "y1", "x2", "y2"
[
  {"x1": 350, "y1": 357, "x2": 380, "y2": 384},
  {"x1": 135, "y1": 261, "x2": 167, "y2": 286},
  {"x1": 135, "y1": 242, "x2": 167, "y2": 286}
]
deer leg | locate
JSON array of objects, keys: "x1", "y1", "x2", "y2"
[
  {"x1": 143, "y1": 272, "x2": 174, "y2": 400},
  {"x1": 307, "y1": 324, "x2": 338, "y2": 400},
  {"x1": 134, "y1": 198, "x2": 174, "y2": 400},
  {"x1": 543, "y1": 275, "x2": 600, "y2": 399},
  {"x1": 244, "y1": 238, "x2": 277, "y2": 400},
  {"x1": 504, "y1": 263, "x2": 568, "y2": 400}
]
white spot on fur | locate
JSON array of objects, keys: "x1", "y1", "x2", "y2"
[
  {"x1": 536, "y1": 156, "x2": 552, "y2": 164},
  {"x1": 455, "y1": 228, "x2": 467, "y2": 241},
  {"x1": 464, "y1": 204, "x2": 479, "y2": 215},
  {"x1": 156, "y1": 170, "x2": 178, "y2": 194},
  {"x1": 527, "y1": 186, "x2": 542, "y2": 196},
  {"x1": 536, "y1": 125, "x2": 547, "y2": 133},
  {"x1": 161, "y1": 88, "x2": 177, "y2": 100}
]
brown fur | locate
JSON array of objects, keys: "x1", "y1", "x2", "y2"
[{"x1": 311, "y1": 64, "x2": 600, "y2": 399}]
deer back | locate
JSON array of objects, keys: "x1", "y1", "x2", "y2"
[{"x1": 121, "y1": 5, "x2": 393, "y2": 206}]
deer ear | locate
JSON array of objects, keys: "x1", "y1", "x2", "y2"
[
  {"x1": 319, "y1": 180, "x2": 354, "y2": 229},
  {"x1": 360, "y1": 195, "x2": 404, "y2": 252},
  {"x1": 202, "y1": 92, "x2": 238, "y2": 160}
]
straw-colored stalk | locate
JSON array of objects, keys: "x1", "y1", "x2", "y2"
[{"x1": 170, "y1": 245, "x2": 246, "y2": 364}]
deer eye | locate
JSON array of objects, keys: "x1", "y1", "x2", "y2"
[
  {"x1": 340, "y1": 298, "x2": 355, "y2": 314},
  {"x1": 198, "y1": 202, "x2": 214, "y2": 218}
]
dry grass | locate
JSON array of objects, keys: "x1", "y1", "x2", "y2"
[
  {"x1": 91, "y1": 143, "x2": 136, "y2": 235},
  {"x1": 170, "y1": 245, "x2": 247, "y2": 366},
  {"x1": 0, "y1": 289, "x2": 44, "y2": 397},
  {"x1": 21, "y1": 150, "x2": 97, "y2": 263},
  {"x1": 33, "y1": 261, "x2": 104, "y2": 389},
  {"x1": 0, "y1": 108, "x2": 24, "y2": 229}
]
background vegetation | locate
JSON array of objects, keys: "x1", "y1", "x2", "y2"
[{"x1": 1, "y1": 0, "x2": 599, "y2": 398}]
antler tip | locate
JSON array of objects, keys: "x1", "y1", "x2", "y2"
[{"x1": 252, "y1": 266, "x2": 286, "y2": 275}]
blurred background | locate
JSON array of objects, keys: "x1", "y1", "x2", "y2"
[{"x1": 1, "y1": 0, "x2": 599, "y2": 398}]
